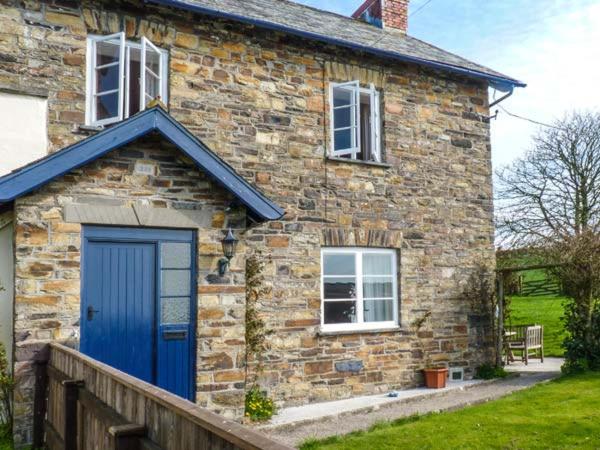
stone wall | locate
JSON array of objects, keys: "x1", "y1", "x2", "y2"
[
  {"x1": 1, "y1": 0, "x2": 496, "y2": 444},
  {"x1": 12, "y1": 135, "x2": 247, "y2": 444}
]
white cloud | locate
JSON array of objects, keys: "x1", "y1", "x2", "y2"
[{"x1": 486, "y1": 1, "x2": 600, "y2": 168}]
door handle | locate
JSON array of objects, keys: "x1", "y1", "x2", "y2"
[{"x1": 87, "y1": 306, "x2": 100, "y2": 321}]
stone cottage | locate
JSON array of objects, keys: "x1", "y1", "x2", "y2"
[{"x1": 0, "y1": 0, "x2": 524, "y2": 444}]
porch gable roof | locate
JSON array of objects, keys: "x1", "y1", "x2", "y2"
[{"x1": 0, "y1": 107, "x2": 285, "y2": 222}]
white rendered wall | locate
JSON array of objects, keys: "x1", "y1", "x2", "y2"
[
  {"x1": 0, "y1": 92, "x2": 48, "y2": 176},
  {"x1": 0, "y1": 221, "x2": 13, "y2": 369}
]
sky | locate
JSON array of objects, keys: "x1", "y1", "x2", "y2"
[{"x1": 294, "y1": 0, "x2": 600, "y2": 170}]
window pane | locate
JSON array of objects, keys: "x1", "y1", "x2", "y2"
[
  {"x1": 161, "y1": 270, "x2": 191, "y2": 296},
  {"x1": 334, "y1": 106, "x2": 352, "y2": 129},
  {"x1": 359, "y1": 100, "x2": 372, "y2": 161},
  {"x1": 145, "y1": 71, "x2": 160, "y2": 100},
  {"x1": 161, "y1": 243, "x2": 191, "y2": 269},
  {"x1": 323, "y1": 254, "x2": 355, "y2": 275},
  {"x1": 363, "y1": 277, "x2": 393, "y2": 298},
  {"x1": 96, "y1": 41, "x2": 120, "y2": 66},
  {"x1": 334, "y1": 129, "x2": 353, "y2": 151},
  {"x1": 363, "y1": 253, "x2": 394, "y2": 275},
  {"x1": 324, "y1": 301, "x2": 356, "y2": 324},
  {"x1": 144, "y1": 50, "x2": 161, "y2": 102},
  {"x1": 96, "y1": 92, "x2": 119, "y2": 121},
  {"x1": 161, "y1": 297, "x2": 191, "y2": 324},
  {"x1": 96, "y1": 63, "x2": 120, "y2": 94},
  {"x1": 333, "y1": 88, "x2": 352, "y2": 107},
  {"x1": 146, "y1": 50, "x2": 160, "y2": 77},
  {"x1": 128, "y1": 47, "x2": 141, "y2": 116},
  {"x1": 364, "y1": 300, "x2": 394, "y2": 322},
  {"x1": 324, "y1": 277, "x2": 356, "y2": 299}
]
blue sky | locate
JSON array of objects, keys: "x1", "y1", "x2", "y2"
[{"x1": 294, "y1": 0, "x2": 600, "y2": 169}]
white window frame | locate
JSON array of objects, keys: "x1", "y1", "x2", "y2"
[
  {"x1": 321, "y1": 248, "x2": 398, "y2": 333},
  {"x1": 141, "y1": 37, "x2": 164, "y2": 112},
  {"x1": 330, "y1": 81, "x2": 381, "y2": 162},
  {"x1": 86, "y1": 34, "x2": 169, "y2": 127},
  {"x1": 330, "y1": 80, "x2": 360, "y2": 158}
]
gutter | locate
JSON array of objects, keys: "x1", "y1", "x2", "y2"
[
  {"x1": 490, "y1": 85, "x2": 514, "y2": 108},
  {"x1": 145, "y1": 0, "x2": 526, "y2": 89}
]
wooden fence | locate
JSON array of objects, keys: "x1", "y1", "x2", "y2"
[
  {"x1": 520, "y1": 279, "x2": 561, "y2": 297},
  {"x1": 33, "y1": 343, "x2": 292, "y2": 450}
]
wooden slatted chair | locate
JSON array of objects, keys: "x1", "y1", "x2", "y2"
[{"x1": 505, "y1": 324, "x2": 544, "y2": 365}]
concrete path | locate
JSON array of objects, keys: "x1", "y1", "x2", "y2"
[
  {"x1": 505, "y1": 356, "x2": 563, "y2": 373},
  {"x1": 261, "y1": 359, "x2": 562, "y2": 448}
]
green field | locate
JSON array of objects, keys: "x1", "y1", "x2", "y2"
[
  {"x1": 498, "y1": 257, "x2": 567, "y2": 358},
  {"x1": 301, "y1": 372, "x2": 600, "y2": 450},
  {"x1": 508, "y1": 295, "x2": 567, "y2": 357}
]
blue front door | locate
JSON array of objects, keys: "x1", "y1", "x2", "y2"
[{"x1": 81, "y1": 227, "x2": 196, "y2": 400}]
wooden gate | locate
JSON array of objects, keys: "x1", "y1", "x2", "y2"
[{"x1": 33, "y1": 343, "x2": 291, "y2": 450}]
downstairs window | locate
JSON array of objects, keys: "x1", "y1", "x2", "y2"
[
  {"x1": 86, "y1": 33, "x2": 169, "y2": 127},
  {"x1": 321, "y1": 248, "x2": 398, "y2": 332}
]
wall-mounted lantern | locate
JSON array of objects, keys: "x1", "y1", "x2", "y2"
[{"x1": 218, "y1": 228, "x2": 238, "y2": 276}]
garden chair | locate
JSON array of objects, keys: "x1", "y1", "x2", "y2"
[{"x1": 504, "y1": 324, "x2": 544, "y2": 365}]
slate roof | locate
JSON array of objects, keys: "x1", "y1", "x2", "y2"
[
  {"x1": 0, "y1": 108, "x2": 285, "y2": 222},
  {"x1": 148, "y1": 0, "x2": 525, "y2": 89}
]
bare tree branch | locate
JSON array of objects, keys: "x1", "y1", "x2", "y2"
[{"x1": 496, "y1": 111, "x2": 600, "y2": 247}]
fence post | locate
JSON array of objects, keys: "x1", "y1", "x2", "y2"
[
  {"x1": 497, "y1": 272, "x2": 505, "y2": 368},
  {"x1": 32, "y1": 352, "x2": 50, "y2": 449},
  {"x1": 109, "y1": 424, "x2": 146, "y2": 450},
  {"x1": 63, "y1": 380, "x2": 84, "y2": 450}
]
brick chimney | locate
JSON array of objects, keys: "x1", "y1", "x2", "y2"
[{"x1": 352, "y1": 0, "x2": 409, "y2": 33}]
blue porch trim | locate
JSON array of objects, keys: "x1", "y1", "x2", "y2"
[{"x1": 0, "y1": 107, "x2": 285, "y2": 222}]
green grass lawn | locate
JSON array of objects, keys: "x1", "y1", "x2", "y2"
[
  {"x1": 301, "y1": 372, "x2": 600, "y2": 450},
  {"x1": 508, "y1": 295, "x2": 567, "y2": 357}
]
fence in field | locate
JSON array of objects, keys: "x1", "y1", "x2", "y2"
[
  {"x1": 33, "y1": 342, "x2": 291, "y2": 450},
  {"x1": 520, "y1": 279, "x2": 562, "y2": 297}
]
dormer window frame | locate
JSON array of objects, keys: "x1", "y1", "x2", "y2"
[
  {"x1": 85, "y1": 33, "x2": 169, "y2": 127},
  {"x1": 329, "y1": 81, "x2": 382, "y2": 163}
]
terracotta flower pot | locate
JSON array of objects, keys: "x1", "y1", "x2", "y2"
[{"x1": 423, "y1": 368, "x2": 448, "y2": 389}]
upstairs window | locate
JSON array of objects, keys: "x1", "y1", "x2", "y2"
[
  {"x1": 86, "y1": 33, "x2": 169, "y2": 127},
  {"x1": 330, "y1": 81, "x2": 381, "y2": 163}
]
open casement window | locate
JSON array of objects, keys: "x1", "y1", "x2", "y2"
[
  {"x1": 87, "y1": 32, "x2": 126, "y2": 126},
  {"x1": 86, "y1": 34, "x2": 168, "y2": 127},
  {"x1": 330, "y1": 82, "x2": 382, "y2": 163},
  {"x1": 321, "y1": 248, "x2": 398, "y2": 332},
  {"x1": 331, "y1": 81, "x2": 360, "y2": 158},
  {"x1": 141, "y1": 37, "x2": 164, "y2": 111}
]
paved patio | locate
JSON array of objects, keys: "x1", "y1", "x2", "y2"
[
  {"x1": 261, "y1": 359, "x2": 563, "y2": 448},
  {"x1": 505, "y1": 356, "x2": 563, "y2": 373}
]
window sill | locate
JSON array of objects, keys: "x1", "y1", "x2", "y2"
[
  {"x1": 317, "y1": 326, "x2": 402, "y2": 337},
  {"x1": 326, "y1": 156, "x2": 391, "y2": 169},
  {"x1": 74, "y1": 124, "x2": 105, "y2": 135}
]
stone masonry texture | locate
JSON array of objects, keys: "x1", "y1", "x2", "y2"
[
  {"x1": 11, "y1": 137, "x2": 248, "y2": 443},
  {"x1": 383, "y1": 0, "x2": 409, "y2": 33},
  {"x1": 0, "y1": 0, "x2": 495, "y2": 445}
]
